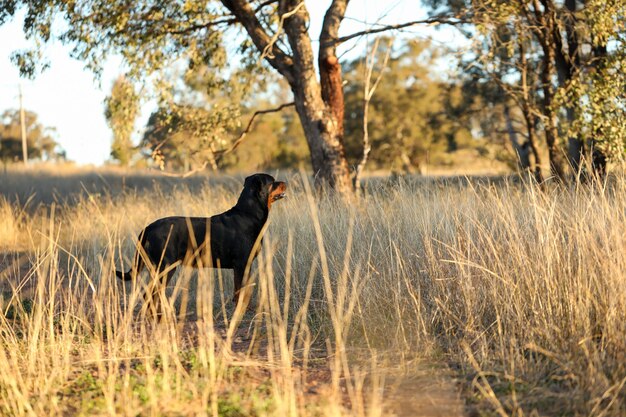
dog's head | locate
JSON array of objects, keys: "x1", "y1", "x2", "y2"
[{"x1": 242, "y1": 173, "x2": 287, "y2": 210}]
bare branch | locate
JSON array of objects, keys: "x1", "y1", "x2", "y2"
[
  {"x1": 336, "y1": 14, "x2": 469, "y2": 45},
  {"x1": 214, "y1": 101, "x2": 295, "y2": 161},
  {"x1": 260, "y1": 2, "x2": 305, "y2": 60},
  {"x1": 127, "y1": 1, "x2": 280, "y2": 37},
  {"x1": 221, "y1": 0, "x2": 294, "y2": 83},
  {"x1": 156, "y1": 160, "x2": 211, "y2": 178},
  {"x1": 354, "y1": 37, "x2": 393, "y2": 195}
]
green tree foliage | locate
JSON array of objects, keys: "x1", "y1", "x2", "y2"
[
  {"x1": 0, "y1": 109, "x2": 64, "y2": 162},
  {"x1": 424, "y1": 0, "x2": 626, "y2": 180},
  {"x1": 104, "y1": 75, "x2": 139, "y2": 166},
  {"x1": 1, "y1": 0, "x2": 380, "y2": 194},
  {"x1": 142, "y1": 103, "x2": 238, "y2": 172},
  {"x1": 140, "y1": 64, "x2": 266, "y2": 172},
  {"x1": 343, "y1": 39, "x2": 477, "y2": 173},
  {"x1": 142, "y1": 69, "x2": 308, "y2": 172}
]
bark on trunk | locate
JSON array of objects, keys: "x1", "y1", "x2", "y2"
[
  {"x1": 543, "y1": 92, "x2": 567, "y2": 182},
  {"x1": 540, "y1": 13, "x2": 567, "y2": 182},
  {"x1": 521, "y1": 103, "x2": 544, "y2": 184},
  {"x1": 559, "y1": 0, "x2": 585, "y2": 178},
  {"x1": 567, "y1": 107, "x2": 585, "y2": 177},
  {"x1": 504, "y1": 103, "x2": 531, "y2": 171},
  {"x1": 283, "y1": 0, "x2": 353, "y2": 194},
  {"x1": 591, "y1": 142, "x2": 607, "y2": 181},
  {"x1": 318, "y1": 0, "x2": 348, "y2": 137},
  {"x1": 518, "y1": 33, "x2": 544, "y2": 183},
  {"x1": 222, "y1": 0, "x2": 354, "y2": 196},
  {"x1": 590, "y1": 43, "x2": 609, "y2": 180},
  {"x1": 290, "y1": 84, "x2": 352, "y2": 192}
]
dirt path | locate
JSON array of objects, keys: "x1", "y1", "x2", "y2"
[{"x1": 384, "y1": 363, "x2": 466, "y2": 417}]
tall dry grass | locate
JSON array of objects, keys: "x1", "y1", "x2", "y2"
[{"x1": 0, "y1": 167, "x2": 625, "y2": 416}]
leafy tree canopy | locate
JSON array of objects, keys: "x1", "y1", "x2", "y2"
[
  {"x1": 105, "y1": 75, "x2": 140, "y2": 166},
  {"x1": 0, "y1": 109, "x2": 65, "y2": 162},
  {"x1": 343, "y1": 38, "x2": 484, "y2": 173}
]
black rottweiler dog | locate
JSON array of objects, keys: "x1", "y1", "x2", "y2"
[{"x1": 116, "y1": 173, "x2": 287, "y2": 315}]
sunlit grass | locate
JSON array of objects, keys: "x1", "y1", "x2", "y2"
[{"x1": 0, "y1": 167, "x2": 624, "y2": 416}]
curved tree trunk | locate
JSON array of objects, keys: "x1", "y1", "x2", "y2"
[
  {"x1": 289, "y1": 78, "x2": 352, "y2": 192},
  {"x1": 222, "y1": 0, "x2": 354, "y2": 197},
  {"x1": 503, "y1": 103, "x2": 531, "y2": 172},
  {"x1": 282, "y1": 0, "x2": 352, "y2": 194}
]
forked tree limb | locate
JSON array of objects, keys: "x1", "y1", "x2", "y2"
[
  {"x1": 214, "y1": 101, "x2": 295, "y2": 161},
  {"x1": 157, "y1": 160, "x2": 211, "y2": 178},
  {"x1": 319, "y1": 0, "x2": 350, "y2": 134},
  {"x1": 353, "y1": 37, "x2": 393, "y2": 195},
  {"x1": 152, "y1": 102, "x2": 295, "y2": 177},
  {"x1": 221, "y1": 0, "x2": 295, "y2": 83}
]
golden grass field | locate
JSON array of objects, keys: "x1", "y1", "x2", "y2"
[{"x1": 0, "y1": 165, "x2": 625, "y2": 416}]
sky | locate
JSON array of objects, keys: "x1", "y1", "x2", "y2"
[{"x1": 0, "y1": 1, "x2": 463, "y2": 166}]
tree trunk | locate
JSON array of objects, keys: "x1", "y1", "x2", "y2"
[
  {"x1": 290, "y1": 83, "x2": 352, "y2": 192},
  {"x1": 591, "y1": 141, "x2": 607, "y2": 181},
  {"x1": 282, "y1": 0, "x2": 353, "y2": 194},
  {"x1": 503, "y1": 103, "x2": 531, "y2": 172},
  {"x1": 539, "y1": 14, "x2": 567, "y2": 182},
  {"x1": 590, "y1": 43, "x2": 609, "y2": 180},
  {"x1": 543, "y1": 93, "x2": 567, "y2": 182},
  {"x1": 222, "y1": 0, "x2": 353, "y2": 196},
  {"x1": 318, "y1": 0, "x2": 348, "y2": 137},
  {"x1": 521, "y1": 104, "x2": 544, "y2": 184},
  {"x1": 558, "y1": 0, "x2": 585, "y2": 178},
  {"x1": 567, "y1": 107, "x2": 585, "y2": 177},
  {"x1": 518, "y1": 33, "x2": 544, "y2": 183}
]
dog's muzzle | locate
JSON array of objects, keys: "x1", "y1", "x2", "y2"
[{"x1": 271, "y1": 182, "x2": 287, "y2": 201}]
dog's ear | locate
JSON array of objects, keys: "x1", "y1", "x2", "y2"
[{"x1": 243, "y1": 175, "x2": 263, "y2": 191}]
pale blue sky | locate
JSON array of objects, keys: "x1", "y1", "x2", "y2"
[{"x1": 0, "y1": 1, "x2": 462, "y2": 165}]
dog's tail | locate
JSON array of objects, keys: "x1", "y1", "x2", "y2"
[{"x1": 116, "y1": 232, "x2": 147, "y2": 281}]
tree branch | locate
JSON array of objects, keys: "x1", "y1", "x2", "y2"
[
  {"x1": 118, "y1": 1, "x2": 281, "y2": 37},
  {"x1": 156, "y1": 160, "x2": 211, "y2": 178},
  {"x1": 221, "y1": 0, "x2": 294, "y2": 83},
  {"x1": 335, "y1": 14, "x2": 469, "y2": 45},
  {"x1": 151, "y1": 101, "x2": 294, "y2": 176},
  {"x1": 214, "y1": 101, "x2": 295, "y2": 161},
  {"x1": 260, "y1": 2, "x2": 305, "y2": 60},
  {"x1": 354, "y1": 37, "x2": 393, "y2": 195}
]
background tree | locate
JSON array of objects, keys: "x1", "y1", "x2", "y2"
[
  {"x1": 343, "y1": 38, "x2": 482, "y2": 174},
  {"x1": 140, "y1": 63, "x2": 275, "y2": 172},
  {"x1": 424, "y1": 0, "x2": 626, "y2": 181},
  {"x1": 104, "y1": 75, "x2": 139, "y2": 166},
  {"x1": 0, "y1": 0, "x2": 470, "y2": 196},
  {"x1": 140, "y1": 35, "x2": 505, "y2": 174},
  {"x1": 0, "y1": 109, "x2": 64, "y2": 162}
]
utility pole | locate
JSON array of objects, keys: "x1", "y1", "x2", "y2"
[{"x1": 19, "y1": 84, "x2": 28, "y2": 165}]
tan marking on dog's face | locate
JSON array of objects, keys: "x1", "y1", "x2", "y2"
[{"x1": 267, "y1": 181, "x2": 287, "y2": 209}]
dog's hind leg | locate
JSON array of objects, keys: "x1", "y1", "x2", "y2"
[{"x1": 144, "y1": 264, "x2": 178, "y2": 320}]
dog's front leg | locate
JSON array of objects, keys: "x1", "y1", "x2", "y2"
[{"x1": 233, "y1": 266, "x2": 244, "y2": 304}]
